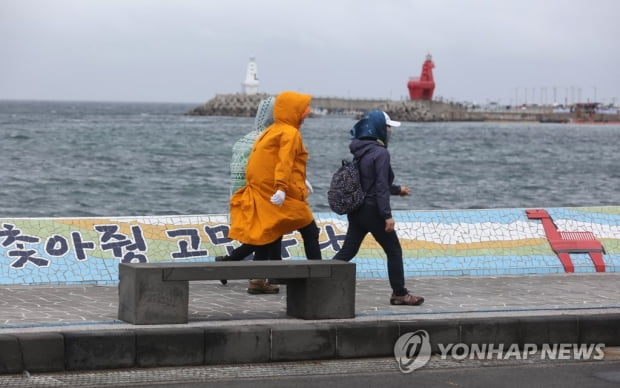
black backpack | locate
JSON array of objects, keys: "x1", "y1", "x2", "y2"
[{"x1": 327, "y1": 158, "x2": 365, "y2": 215}]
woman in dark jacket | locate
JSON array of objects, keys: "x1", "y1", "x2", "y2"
[{"x1": 332, "y1": 110, "x2": 424, "y2": 306}]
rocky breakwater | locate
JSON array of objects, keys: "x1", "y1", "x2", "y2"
[
  {"x1": 378, "y1": 100, "x2": 467, "y2": 122},
  {"x1": 186, "y1": 93, "x2": 272, "y2": 117},
  {"x1": 186, "y1": 93, "x2": 459, "y2": 121},
  {"x1": 186, "y1": 93, "x2": 519, "y2": 122},
  {"x1": 186, "y1": 94, "x2": 620, "y2": 123}
]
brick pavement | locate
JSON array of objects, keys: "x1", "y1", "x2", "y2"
[{"x1": 1, "y1": 273, "x2": 619, "y2": 331}]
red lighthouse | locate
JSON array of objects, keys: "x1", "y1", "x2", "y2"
[{"x1": 407, "y1": 54, "x2": 436, "y2": 100}]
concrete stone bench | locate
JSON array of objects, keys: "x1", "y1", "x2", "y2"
[{"x1": 117, "y1": 260, "x2": 356, "y2": 324}]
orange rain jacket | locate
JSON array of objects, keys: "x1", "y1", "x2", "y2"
[{"x1": 227, "y1": 91, "x2": 314, "y2": 245}]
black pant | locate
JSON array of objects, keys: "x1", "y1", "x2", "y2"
[
  {"x1": 252, "y1": 219, "x2": 322, "y2": 261},
  {"x1": 297, "y1": 219, "x2": 322, "y2": 260},
  {"x1": 332, "y1": 205, "x2": 407, "y2": 296},
  {"x1": 227, "y1": 243, "x2": 256, "y2": 261}
]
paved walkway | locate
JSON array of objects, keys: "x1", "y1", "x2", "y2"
[{"x1": 1, "y1": 273, "x2": 619, "y2": 332}]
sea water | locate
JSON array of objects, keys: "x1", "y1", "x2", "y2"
[{"x1": 1, "y1": 100, "x2": 619, "y2": 218}]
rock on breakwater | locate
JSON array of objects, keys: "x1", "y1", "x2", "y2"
[{"x1": 186, "y1": 93, "x2": 271, "y2": 117}]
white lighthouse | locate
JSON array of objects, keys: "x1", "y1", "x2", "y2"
[{"x1": 242, "y1": 56, "x2": 259, "y2": 95}]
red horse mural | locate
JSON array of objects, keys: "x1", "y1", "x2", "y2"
[{"x1": 526, "y1": 209, "x2": 606, "y2": 272}]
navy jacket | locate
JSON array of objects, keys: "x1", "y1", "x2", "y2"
[{"x1": 349, "y1": 139, "x2": 401, "y2": 219}]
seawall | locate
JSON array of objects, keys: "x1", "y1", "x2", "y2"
[
  {"x1": 185, "y1": 93, "x2": 458, "y2": 121},
  {"x1": 186, "y1": 94, "x2": 391, "y2": 116},
  {"x1": 1, "y1": 206, "x2": 619, "y2": 285},
  {"x1": 186, "y1": 94, "x2": 620, "y2": 123}
]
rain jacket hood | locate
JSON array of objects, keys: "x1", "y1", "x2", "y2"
[
  {"x1": 273, "y1": 91, "x2": 312, "y2": 129},
  {"x1": 350, "y1": 110, "x2": 388, "y2": 144}
]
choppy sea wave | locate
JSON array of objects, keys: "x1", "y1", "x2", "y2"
[{"x1": 1, "y1": 100, "x2": 619, "y2": 218}]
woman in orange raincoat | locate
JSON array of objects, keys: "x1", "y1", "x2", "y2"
[{"x1": 227, "y1": 91, "x2": 321, "y2": 292}]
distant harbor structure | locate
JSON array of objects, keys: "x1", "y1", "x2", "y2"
[
  {"x1": 241, "y1": 57, "x2": 259, "y2": 95},
  {"x1": 186, "y1": 92, "x2": 460, "y2": 122},
  {"x1": 186, "y1": 56, "x2": 620, "y2": 123}
]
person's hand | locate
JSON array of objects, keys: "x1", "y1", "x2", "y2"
[
  {"x1": 385, "y1": 217, "x2": 395, "y2": 232},
  {"x1": 399, "y1": 186, "x2": 411, "y2": 196},
  {"x1": 305, "y1": 179, "x2": 314, "y2": 193},
  {"x1": 270, "y1": 190, "x2": 286, "y2": 206}
]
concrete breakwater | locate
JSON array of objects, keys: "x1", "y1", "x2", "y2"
[
  {"x1": 185, "y1": 93, "x2": 455, "y2": 122},
  {"x1": 186, "y1": 93, "x2": 620, "y2": 123}
]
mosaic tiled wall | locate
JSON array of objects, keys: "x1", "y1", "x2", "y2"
[{"x1": 1, "y1": 207, "x2": 619, "y2": 285}]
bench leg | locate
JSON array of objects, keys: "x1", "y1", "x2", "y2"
[
  {"x1": 286, "y1": 264, "x2": 356, "y2": 319},
  {"x1": 118, "y1": 265, "x2": 189, "y2": 324}
]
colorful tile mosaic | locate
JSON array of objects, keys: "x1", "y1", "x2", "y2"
[{"x1": 1, "y1": 207, "x2": 619, "y2": 285}]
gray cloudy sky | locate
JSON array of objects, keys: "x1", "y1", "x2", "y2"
[{"x1": 1, "y1": 0, "x2": 619, "y2": 105}]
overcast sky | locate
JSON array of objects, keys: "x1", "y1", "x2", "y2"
[{"x1": 2, "y1": 0, "x2": 619, "y2": 105}]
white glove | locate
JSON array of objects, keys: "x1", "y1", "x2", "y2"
[
  {"x1": 270, "y1": 190, "x2": 286, "y2": 206},
  {"x1": 305, "y1": 179, "x2": 314, "y2": 193}
]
